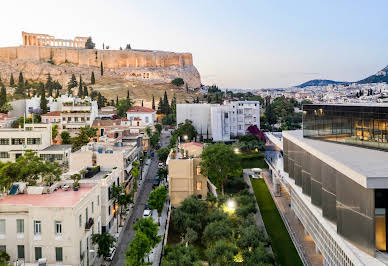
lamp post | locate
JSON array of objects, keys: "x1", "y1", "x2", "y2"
[
  {"x1": 183, "y1": 135, "x2": 188, "y2": 142},
  {"x1": 234, "y1": 148, "x2": 239, "y2": 154}
]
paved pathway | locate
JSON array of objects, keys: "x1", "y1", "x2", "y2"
[{"x1": 112, "y1": 130, "x2": 170, "y2": 266}]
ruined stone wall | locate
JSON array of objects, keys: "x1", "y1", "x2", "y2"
[{"x1": 0, "y1": 46, "x2": 193, "y2": 69}]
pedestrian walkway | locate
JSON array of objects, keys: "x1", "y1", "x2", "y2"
[{"x1": 149, "y1": 200, "x2": 170, "y2": 265}]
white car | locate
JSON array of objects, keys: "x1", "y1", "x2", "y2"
[
  {"x1": 143, "y1": 209, "x2": 152, "y2": 218},
  {"x1": 106, "y1": 247, "x2": 116, "y2": 261},
  {"x1": 158, "y1": 162, "x2": 164, "y2": 168}
]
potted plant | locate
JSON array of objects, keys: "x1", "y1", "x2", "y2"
[{"x1": 70, "y1": 173, "x2": 81, "y2": 191}]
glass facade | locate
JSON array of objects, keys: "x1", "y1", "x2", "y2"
[{"x1": 303, "y1": 104, "x2": 388, "y2": 150}]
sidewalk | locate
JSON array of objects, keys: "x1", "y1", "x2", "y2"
[{"x1": 149, "y1": 200, "x2": 170, "y2": 265}]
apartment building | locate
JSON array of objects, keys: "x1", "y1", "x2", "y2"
[
  {"x1": 266, "y1": 103, "x2": 388, "y2": 266},
  {"x1": 177, "y1": 101, "x2": 260, "y2": 141},
  {"x1": 167, "y1": 142, "x2": 207, "y2": 207},
  {"x1": 0, "y1": 124, "x2": 71, "y2": 163},
  {"x1": 0, "y1": 183, "x2": 101, "y2": 266}
]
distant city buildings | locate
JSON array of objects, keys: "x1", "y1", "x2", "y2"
[{"x1": 177, "y1": 101, "x2": 260, "y2": 141}]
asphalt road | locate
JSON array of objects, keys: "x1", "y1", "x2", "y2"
[{"x1": 112, "y1": 130, "x2": 169, "y2": 265}]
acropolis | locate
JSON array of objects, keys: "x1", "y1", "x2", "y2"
[{"x1": 22, "y1": 31, "x2": 89, "y2": 48}]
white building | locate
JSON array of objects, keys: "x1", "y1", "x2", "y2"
[
  {"x1": 0, "y1": 183, "x2": 101, "y2": 266},
  {"x1": 0, "y1": 124, "x2": 71, "y2": 163},
  {"x1": 126, "y1": 106, "x2": 156, "y2": 129},
  {"x1": 177, "y1": 101, "x2": 261, "y2": 141}
]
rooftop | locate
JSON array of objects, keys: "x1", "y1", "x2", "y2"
[
  {"x1": 41, "y1": 111, "x2": 61, "y2": 117},
  {"x1": 127, "y1": 106, "x2": 155, "y2": 113},
  {"x1": 42, "y1": 144, "x2": 72, "y2": 151},
  {"x1": 0, "y1": 186, "x2": 94, "y2": 207},
  {"x1": 283, "y1": 130, "x2": 388, "y2": 188}
]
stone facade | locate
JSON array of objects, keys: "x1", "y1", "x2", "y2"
[{"x1": 22, "y1": 31, "x2": 88, "y2": 48}]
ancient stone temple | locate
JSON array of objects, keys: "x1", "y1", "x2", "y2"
[{"x1": 22, "y1": 32, "x2": 89, "y2": 48}]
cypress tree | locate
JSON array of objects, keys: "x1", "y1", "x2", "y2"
[
  {"x1": 46, "y1": 74, "x2": 53, "y2": 97},
  {"x1": 163, "y1": 90, "x2": 169, "y2": 114},
  {"x1": 40, "y1": 87, "x2": 48, "y2": 114},
  {"x1": 78, "y1": 75, "x2": 83, "y2": 97},
  {"x1": 0, "y1": 83, "x2": 6, "y2": 107},
  {"x1": 9, "y1": 73, "x2": 14, "y2": 86},
  {"x1": 83, "y1": 85, "x2": 88, "y2": 97},
  {"x1": 116, "y1": 96, "x2": 119, "y2": 106},
  {"x1": 100, "y1": 61, "x2": 104, "y2": 76},
  {"x1": 18, "y1": 72, "x2": 24, "y2": 87},
  {"x1": 91, "y1": 72, "x2": 95, "y2": 84},
  {"x1": 206, "y1": 127, "x2": 209, "y2": 140},
  {"x1": 141, "y1": 100, "x2": 144, "y2": 107},
  {"x1": 157, "y1": 97, "x2": 163, "y2": 114},
  {"x1": 126, "y1": 90, "x2": 130, "y2": 99},
  {"x1": 152, "y1": 95, "x2": 155, "y2": 110}
]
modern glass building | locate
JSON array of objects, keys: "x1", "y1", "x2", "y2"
[{"x1": 303, "y1": 104, "x2": 388, "y2": 150}]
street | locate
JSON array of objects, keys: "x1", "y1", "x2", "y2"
[{"x1": 112, "y1": 130, "x2": 170, "y2": 265}]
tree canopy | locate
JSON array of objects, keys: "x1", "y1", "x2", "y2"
[
  {"x1": 148, "y1": 185, "x2": 168, "y2": 216},
  {"x1": 91, "y1": 232, "x2": 116, "y2": 259}
]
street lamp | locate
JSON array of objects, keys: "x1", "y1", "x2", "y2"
[
  {"x1": 234, "y1": 148, "x2": 239, "y2": 154},
  {"x1": 183, "y1": 135, "x2": 188, "y2": 142},
  {"x1": 223, "y1": 199, "x2": 236, "y2": 214}
]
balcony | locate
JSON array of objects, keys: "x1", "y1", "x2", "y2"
[{"x1": 85, "y1": 217, "x2": 94, "y2": 230}]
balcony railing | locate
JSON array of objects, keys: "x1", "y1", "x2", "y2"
[{"x1": 85, "y1": 217, "x2": 94, "y2": 230}]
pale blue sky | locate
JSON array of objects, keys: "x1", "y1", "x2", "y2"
[{"x1": 1, "y1": 0, "x2": 387, "y2": 88}]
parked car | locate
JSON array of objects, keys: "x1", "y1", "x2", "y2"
[
  {"x1": 152, "y1": 176, "x2": 160, "y2": 188},
  {"x1": 158, "y1": 162, "x2": 164, "y2": 168},
  {"x1": 106, "y1": 247, "x2": 116, "y2": 261},
  {"x1": 143, "y1": 209, "x2": 152, "y2": 218}
]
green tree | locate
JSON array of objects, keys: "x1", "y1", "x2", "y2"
[
  {"x1": 155, "y1": 123, "x2": 162, "y2": 134},
  {"x1": 117, "y1": 98, "x2": 134, "y2": 117},
  {"x1": 172, "y1": 196, "x2": 208, "y2": 234},
  {"x1": 141, "y1": 100, "x2": 144, "y2": 107},
  {"x1": 52, "y1": 124, "x2": 59, "y2": 140},
  {"x1": 91, "y1": 232, "x2": 116, "y2": 259},
  {"x1": 171, "y1": 78, "x2": 184, "y2": 86},
  {"x1": 100, "y1": 61, "x2": 104, "y2": 76},
  {"x1": 126, "y1": 44, "x2": 131, "y2": 50},
  {"x1": 171, "y1": 94, "x2": 177, "y2": 115},
  {"x1": 162, "y1": 244, "x2": 202, "y2": 266},
  {"x1": 127, "y1": 89, "x2": 130, "y2": 99},
  {"x1": 145, "y1": 126, "x2": 151, "y2": 137},
  {"x1": 60, "y1": 131, "x2": 71, "y2": 144},
  {"x1": 18, "y1": 72, "x2": 24, "y2": 87},
  {"x1": 200, "y1": 143, "x2": 240, "y2": 195},
  {"x1": 243, "y1": 243, "x2": 275, "y2": 266},
  {"x1": 157, "y1": 147, "x2": 170, "y2": 163},
  {"x1": 9, "y1": 73, "x2": 14, "y2": 86},
  {"x1": 53, "y1": 80, "x2": 62, "y2": 97},
  {"x1": 157, "y1": 167, "x2": 168, "y2": 182},
  {"x1": 112, "y1": 184, "x2": 133, "y2": 225},
  {"x1": 176, "y1": 120, "x2": 198, "y2": 141},
  {"x1": 40, "y1": 87, "x2": 48, "y2": 114},
  {"x1": 202, "y1": 220, "x2": 234, "y2": 245},
  {"x1": 45, "y1": 74, "x2": 53, "y2": 97},
  {"x1": 0, "y1": 83, "x2": 6, "y2": 108},
  {"x1": 67, "y1": 74, "x2": 77, "y2": 94},
  {"x1": 91, "y1": 71, "x2": 95, "y2": 84},
  {"x1": 41, "y1": 161, "x2": 62, "y2": 186},
  {"x1": 85, "y1": 37, "x2": 95, "y2": 49},
  {"x1": 78, "y1": 75, "x2": 83, "y2": 97},
  {"x1": 72, "y1": 126, "x2": 97, "y2": 150},
  {"x1": 205, "y1": 240, "x2": 237, "y2": 266},
  {"x1": 237, "y1": 224, "x2": 268, "y2": 251},
  {"x1": 0, "y1": 250, "x2": 10, "y2": 265},
  {"x1": 148, "y1": 185, "x2": 168, "y2": 216},
  {"x1": 83, "y1": 85, "x2": 88, "y2": 97},
  {"x1": 125, "y1": 231, "x2": 151, "y2": 266},
  {"x1": 133, "y1": 217, "x2": 161, "y2": 248},
  {"x1": 152, "y1": 95, "x2": 155, "y2": 110},
  {"x1": 162, "y1": 90, "x2": 170, "y2": 114}
]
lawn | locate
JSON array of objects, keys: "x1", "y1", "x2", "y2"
[
  {"x1": 251, "y1": 178, "x2": 303, "y2": 266},
  {"x1": 240, "y1": 153, "x2": 269, "y2": 169}
]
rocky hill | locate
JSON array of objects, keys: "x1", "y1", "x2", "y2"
[
  {"x1": 296, "y1": 79, "x2": 346, "y2": 88},
  {"x1": 357, "y1": 65, "x2": 388, "y2": 84}
]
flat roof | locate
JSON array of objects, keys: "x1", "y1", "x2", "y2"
[
  {"x1": 42, "y1": 145, "x2": 72, "y2": 151},
  {"x1": 283, "y1": 130, "x2": 388, "y2": 188},
  {"x1": 0, "y1": 187, "x2": 94, "y2": 207},
  {"x1": 86, "y1": 171, "x2": 111, "y2": 180}
]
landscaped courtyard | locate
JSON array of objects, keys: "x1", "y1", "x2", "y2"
[{"x1": 251, "y1": 178, "x2": 303, "y2": 266}]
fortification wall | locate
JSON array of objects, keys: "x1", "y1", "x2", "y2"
[{"x1": 0, "y1": 46, "x2": 193, "y2": 69}]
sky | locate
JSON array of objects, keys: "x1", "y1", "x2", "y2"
[{"x1": 1, "y1": 0, "x2": 388, "y2": 89}]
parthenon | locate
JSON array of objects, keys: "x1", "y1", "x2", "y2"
[{"x1": 22, "y1": 31, "x2": 89, "y2": 48}]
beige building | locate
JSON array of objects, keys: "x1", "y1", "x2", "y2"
[
  {"x1": 0, "y1": 184, "x2": 101, "y2": 266},
  {"x1": 167, "y1": 142, "x2": 207, "y2": 207}
]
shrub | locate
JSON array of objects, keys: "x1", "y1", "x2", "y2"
[{"x1": 171, "y1": 78, "x2": 184, "y2": 86}]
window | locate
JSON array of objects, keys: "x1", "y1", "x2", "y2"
[
  {"x1": 17, "y1": 245, "x2": 25, "y2": 259},
  {"x1": 196, "y1": 182, "x2": 202, "y2": 191},
  {"x1": 92, "y1": 202, "x2": 94, "y2": 213},
  {"x1": 87, "y1": 117, "x2": 90, "y2": 121},
  {"x1": 79, "y1": 215, "x2": 82, "y2": 228},
  {"x1": 35, "y1": 247, "x2": 42, "y2": 261},
  {"x1": 11, "y1": 138, "x2": 25, "y2": 145},
  {"x1": 196, "y1": 166, "x2": 201, "y2": 175},
  {"x1": 81, "y1": 117, "x2": 85, "y2": 122},
  {"x1": 97, "y1": 195, "x2": 100, "y2": 206},
  {"x1": 34, "y1": 221, "x2": 41, "y2": 235},
  {"x1": 75, "y1": 117, "x2": 78, "y2": 122},
  {"x1": 0, "y1": 220, "x2": 5, "y2": 234},
  {"x1": 27, "y1": 138, "x2": 41, "y2": 145},
  {"x1": 55, "y1": 221, "x2": 62, "y2": 234},
  {"x1": 224, "y1": 113, "x2": 228, "y2": 118},
  {"x1": 0, "y1": 138, "x2": 9, "y2": 145},
  {"x1": 55, "y1": 247, "x2": 63, "y2": 262},
  {"x1": 17, "y1": 219, "x2": 24, "y2": 233},
  {"x1": 0, "y1": 152, "x2": 9, "y2": 158},
  {"x1": 46, "y1": 119, "x2": 49, "y2": 123},
  {"x1": 0, "y1": 246, "x2": 5, "y2": 252},
  {"x1": 145, "y1": 116, "x2": 149, "y2": 123}
]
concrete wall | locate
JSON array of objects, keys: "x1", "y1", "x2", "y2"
[{"x1": 0, "y1": 46, "x2": 193, "y2": 69}]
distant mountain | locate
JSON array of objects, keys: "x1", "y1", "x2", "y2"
[
  {"x1": 296, "y1": 79, "x2": 346, "y2": 88},
  {"x1": 357, "y1": 65, "x2": 388, "y2": 84}
]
